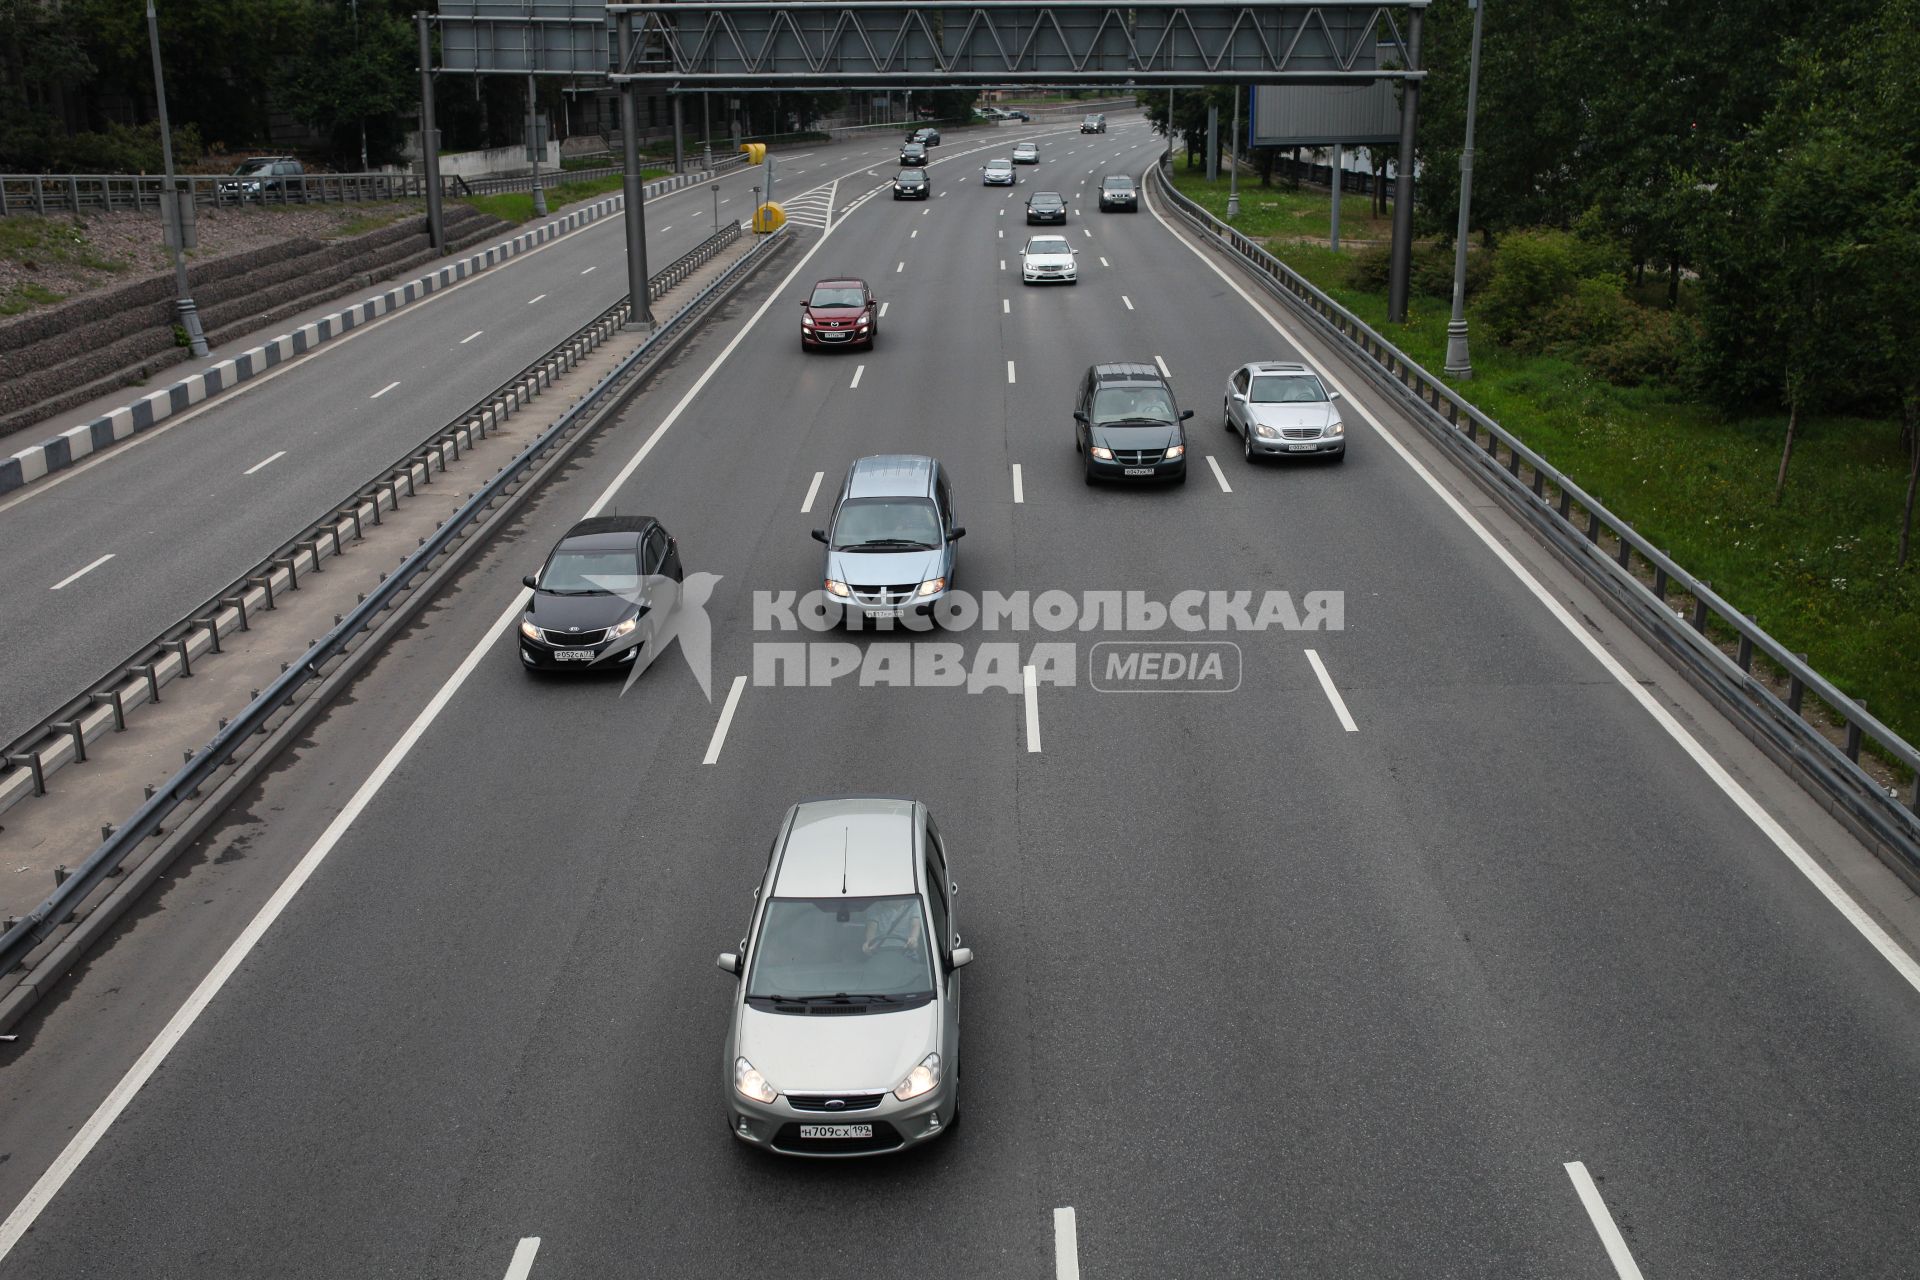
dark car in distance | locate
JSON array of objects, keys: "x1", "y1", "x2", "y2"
[
  {"x1": 908, "y1": 126, "x2": 942, "y2": 146},
  {"x1": 801, "y1": 278, "x2": 879, "y2": 351},
  {"x1": 220, "y1": 155, "x2": 304, "y2": 200},
  {"x1": 1080, "y1": 114, "x2": 1106, "y2": 133},
  {"x1": 1098, "y1": 174, "x2": 1138, "y2": 212},
  {"x1": 1074, "y1": 362, "x2": 1192, "y2": 486},
  {"x1": 899, "y1": 142, "x2": 929, "y2": 166},
  {"x1": 518, "y1": 516, "x2": 682, "y2": 672},
  {"x1": 1025, "y1": 191, "x2": 1068, "y2": 224},
  {"x1": 893, "y1": 168, "x2": 930, "y2": 200}
]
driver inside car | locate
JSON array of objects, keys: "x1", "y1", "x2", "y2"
[{"x1": 862, "y1": 898, "x2": 925, "y2": 956}]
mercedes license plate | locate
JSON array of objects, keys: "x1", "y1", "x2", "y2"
[
  {"x1": 1287, "y1": 443, "x2": 1316, "y2": 452},
  {"x1": 555, "y1": 649, "x2": 595, "y2": 661},
  {"x1": 1124, "y1": 467, "x2": 1154, "y2": 476},
  {"x1": 799, "y1": 1124, "x2": 873, "y2": 1140}
]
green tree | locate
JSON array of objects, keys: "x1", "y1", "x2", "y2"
[{"x1": 284, "y1": 0, "x2": 416, "y2": 168}]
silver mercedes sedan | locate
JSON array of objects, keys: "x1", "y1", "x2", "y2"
[
  {"x1": 1222, "y1": 360, "x2": 1348, "y2": 463},
  {"x1": 717, "y1": 797, "x2": 972, "y2": 1157}
]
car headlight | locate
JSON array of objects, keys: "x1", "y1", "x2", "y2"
[
  {"x1": 917, "y1": 577, "x2": 945, "y2": 597},
  {"x1": 801, "y1": 318, "x2": 816, "y2": 330},
  {"x1": 857, "y1": 319, "x2": 870, "y2": 329},
  {"x1": 825, "y1": 579, "x2": 851, "y2": 598},
  {"x1": 1164, "y1": 444, "x2": 1186, "y2": 459},
  {"x1": 735, "y1": 1057, "x2": 778, "y2": 1104},
  {"x1": 1254, "y1": 424, "x2": 1279, "y2": 439},
  {"x1": 519, "y1": 617, "x2": 542, "y2": 640},
  {"x1": 893, "y1": 1052, "x2": 942, "y2": 1101},
  {"x1": 1089, "y1": 445, "x2": 1114, "y2": 460},
  {"x1": 1327, "y1": 422, "x2": 1345, "y2": 436},
  {"x1": 608, "y1": 615, "x2": 640, "y2": 639}
]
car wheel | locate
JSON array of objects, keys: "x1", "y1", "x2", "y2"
[
  {"x1": 1223, "y1": 401, "x2": 1235, "y2": 433},
  {"x1": 1244, "y1": 431, "x2": 1258, "y2": 464}
]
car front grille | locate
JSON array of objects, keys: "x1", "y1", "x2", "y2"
[
  {"x1": 1281, "y1": 427, "x2": 1322, "y2": 440},
  {"x1": 851, "y1": 583, "x2": 919, "y2": 606},
  {"x1": 540, "y1": 626, "x2": 608, "y2": 646},
  {"x1": 789, "y1": 1094, "x2": 886, "y2": 1112},
  {"x1": 1112, "y1": 449, "x2": 1165, "y2": 466}
]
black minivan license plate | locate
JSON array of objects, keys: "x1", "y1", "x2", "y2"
[{"x1": 799, "y1": 1124, "x2": 873, "y2": 1140}]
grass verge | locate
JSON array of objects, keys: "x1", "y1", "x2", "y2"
[
  {"x1": 1171, "y1": 166, "x2": 1920, "y2": 762},
  {"x1": 460, "y1": 173, "x2": 664, "y2": 225}
]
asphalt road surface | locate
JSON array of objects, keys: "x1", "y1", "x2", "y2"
[{"x1": 2, "y1": 114, "x2": 1918, "y2": 1279}]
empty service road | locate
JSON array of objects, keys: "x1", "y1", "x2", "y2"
[{"x1": 3, "y1": 114, "x2": 1917, "y2": 1280}]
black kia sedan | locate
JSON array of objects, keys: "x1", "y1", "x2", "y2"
[{"x1": 518, "y1": 516, "x2": 683, "y2": 672}]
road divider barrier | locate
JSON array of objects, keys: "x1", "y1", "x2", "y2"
[
  {"x1": 0, "y1": 222, "x2": 789, "y2": 1024},
  {"x1": 0, "y1": 168, "x2": 714, "y2": 498},
  {"x1": 1147, "y1": 152, "x2": 1920, "y2": 879}
]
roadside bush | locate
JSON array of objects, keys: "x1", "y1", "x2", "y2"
[
  {"x1": 1345, "y1": 240, "x2": 1493, "y2": 299},
  {"x1": 44, "y1": 122, "x2": 204, "y2": 175},
  {"x1": 1578, "y1": 306, "x2": 1697, "y2": 387},
  {"x1": 1479, "y1": 228, "x2": 1620, "y2": 346}
]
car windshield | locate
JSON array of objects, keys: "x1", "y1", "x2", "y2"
[
  {"x1": 1016, "y1": 145, "x2": 1036, "y2": 154},
  {"x1": 809, "y1": 287, "x2": 865, "y2": 308},
  {"x1": 832, "y1": 498, "x2": 941, "y2": 549},
  {"x1": 1093, "y1": 386, "x2": 1177, "y2": 424},
  {"x1": 539, "y1": 548, "x2": 636, "y2": 594},
  {"x1": 1104, "y1": 178, "x2": 1133, "y2": 190},
  {"x1": 1031, "y1": 193, "x2": 1063, "y2": 205},
  {"x1": 746, "y1": 896, "x2": 935, "y2": 1003},
  {"x1": 1027, "y1": 238, "x2": 1070, "y2": 255},
  {"x1": 1249, "y1": 376, "x2": 1328, "y2": 404},
  {"x1": 986, "y1": 161, "x2": 1011, "y2": 172},
  {"x1": 233, "y1": 159, "x2": 275, "y2": 175},
  {"x1": 897, "y1": 172, "x2": 923, "y2": 182}
]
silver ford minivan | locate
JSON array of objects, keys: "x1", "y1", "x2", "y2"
[{"x1": 717, "y1": 798, "x2": 972, "y2": 1157}]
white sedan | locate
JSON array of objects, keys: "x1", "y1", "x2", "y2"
[{"x1": 1020, "y1": 235, "x2": 1078, "y2": 285}]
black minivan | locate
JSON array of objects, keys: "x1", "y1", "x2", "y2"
[{"x1": 1073, "y1": 362, "x2": 1192, "y2": 486}]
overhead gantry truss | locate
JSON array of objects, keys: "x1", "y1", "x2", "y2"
[{"x1": 606, "y1": 2, "x2": 1427, "y2": 89}]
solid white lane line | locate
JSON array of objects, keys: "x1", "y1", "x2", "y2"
[
  {"x1": 459, "y1": 330, "x2": 484, "y2": 344},
  {"x1": 1002, "y1": 299, "x2": 1010, "y2": 314},
  {"x1": 879, "y1": 301, "x2": 889, "y2": 318},
  {"x1": 0, "y1": 181, "x2": 901, "y2": 1266},
  {"x1": 850, "y1": 364, "x2": 865, "y2": 389},
  {"x1": 1565, "y1": 1163, "x2": 1646, "y2": 1280},
  {"x1": 527, "y1": 293, "x2": 547, "y2": 305},
  {"x1": 1011, "y1": 463, "x2": 1025, "y2": 504},
  {"x1": 503, "y1": 1238, "x2": 542, "y2": 1280},
  {"x1": 1153, "y1": 354, "x2": 1171, "y2": 378},
  {"x1": 801, "y1": 471, "x2": 824, "y2": 514},
  {"x1": 580, "y1": 265, "x2": 596, "y2": 275},
  {"x1": 1121, "y1": 295, "x2": 1133, "y2": 309},
  {"x1": 1150, "y1": 178, "x2": 1920, "y2": 997},
  {"x1": 1024, "y1": 665, "x2": 1042, "y2": 753},
  {"x1": 1304, "y1": 649, "x2": 1359, "y2": 733},
  {"x1": 244, "y1": 451, "x2": 286, "y2": 476},
  {"x1": 1054, "y1": 1207, "x2": 1079, "y2": 1280},
  {"x1": 49, "y1": 553, "x2": 114, "y2": 591},
  {"x1": 1006, "y1": 360, "x2": 1017, "y2": 384},
  {"x1": 1205, "y1": 455, "x2": 1232, "y2": 493},
  {"x1": 703, "y1": 675, "x2": 749, "y2": 765},
  {"x1": 370, "y1": 380, "x2": 400, "y2": 399}
]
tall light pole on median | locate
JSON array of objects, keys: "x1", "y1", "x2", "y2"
[
  {"x1": 1443, "y1": 0, "x2": 1487, "y2": 379},
  {"x1": 1226, "y1": 83, "x2": 1241, "y2": 218},
  {"x1": 146, "y1": 0, "x2": 207, "y2": 358}
]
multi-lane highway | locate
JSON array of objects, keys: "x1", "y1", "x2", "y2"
[
  {"x1": 2, "y1": 112, "x2": 1919, "y2": 1278},
  {"x1": 0, "y1": 122, "x2": 1071, "y2": 745}
]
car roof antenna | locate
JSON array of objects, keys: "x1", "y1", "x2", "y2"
[{"x1": 841, "y1": 829, "x2": 849, "y2": 895}]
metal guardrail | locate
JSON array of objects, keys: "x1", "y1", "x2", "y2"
[
  {"x1": 1148, "y1": 153, "x2": 1920, "y2": 871},
  {"x1": 0, "y1": 220, "x2": 781, "y2": 978},
  {"x1": 0, "y1": 171, "x2": 443, "y2": 215},
  {"x1": 0, "y1": 220, "x2": 744, "y2": 830}
]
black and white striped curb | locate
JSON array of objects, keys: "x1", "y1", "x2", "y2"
[{"x1": 0, "y1": 168, "x2": 712, "y2": 497}]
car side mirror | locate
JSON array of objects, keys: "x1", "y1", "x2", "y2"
[
  {"x1": 522, "y1": 574, "x2": 538, "y2": 589},
  {"x1": 716, "y1": 952, "x2": 742, "y2": 976},
  {"x1": 810, "y1": 528, "x2": 828, "y2": 543},
  {"x1": 1179, "y1": 409, "x2": 1195, "y2": 420},
  {"x1": 948, "y1": 526, "x2": 967, "y2": 540},
  {"x1": 1073, "y1": 411, "x2": 1089, "y2": 424},
  {"x1": 1232, "y1": 391, "x2": 1247, "y2": 401},
  {"x1": 1329, "y1": 391, "x2": 1344, "y2": 400},
  {"x1": 948, "y1": 947, "x2": 974, "y2": 970}
]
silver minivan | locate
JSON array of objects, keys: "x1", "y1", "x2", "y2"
[
  {"x1": 717, "y1": 798, "x2": 972, "y2": 1157},
  {"x1": 811, "y1": 455, "x2": 964, "y2": 623}
]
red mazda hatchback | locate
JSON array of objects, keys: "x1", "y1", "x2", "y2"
[{"x1": 800, "y1": 278, "x2": 879, "y2": 352}]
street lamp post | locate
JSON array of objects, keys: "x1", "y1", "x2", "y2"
[
  {"x1": 1443, "y1": 0, "x2": 1487, "y2": 379},
  {"x1": 352, "y1": 0, "x2": 367, "y2": 172},
  {"x1": 1226, "y1": 84, "x2": 1241, "y2": 218},
  {"x1": 145, "y1": 0, "x2": 207, "y2": 358},
  {"x1": 528, "y1": 73, "x2": 548, "y2": 217}
]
